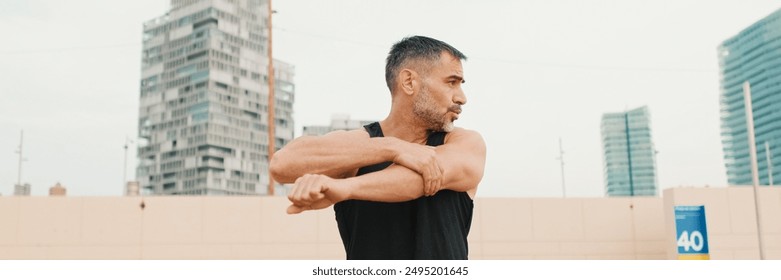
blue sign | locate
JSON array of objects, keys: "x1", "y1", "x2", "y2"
[{"x1": 674, "y1": 205, "x2": 709, "y2": 260}]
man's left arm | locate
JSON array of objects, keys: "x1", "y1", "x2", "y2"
[{"x1": 287, "y1": 128, "x2": 485, "y2": 213}]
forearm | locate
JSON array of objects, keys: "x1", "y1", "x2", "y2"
[
  {"x1": 340, "y1": 162, "x2": 478, "y2": 203},
  {"x1": 270, "y1": 130, "x2": 400, "y2": 183},
  {"x1": 337, "y1": 130, "x2": 486, "y2": 202},
  {"x1": 342, "y1": 164, "x2": 425, "y2": 202}
]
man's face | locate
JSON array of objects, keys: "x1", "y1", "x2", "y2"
[{"x1": 412, "y1": 52, "x2": 466, "y2": 132}]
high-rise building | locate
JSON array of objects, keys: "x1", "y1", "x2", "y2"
[
  {"x1": 137, "y1": 0, "x2": 295, "y2": 195},
  {"x1": 302, "y1": 114, "x2": 375, "y2": 136},
  {"x1": 718, "y1": 8, "x2": 781, "y2": 186},
  {"x1": 600, "y1": 106, "x2": 658, "y2": 196}
]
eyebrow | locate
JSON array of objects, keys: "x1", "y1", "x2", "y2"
[{"x1": 447, "y1": 75, "x2": 466, "y2": 84}]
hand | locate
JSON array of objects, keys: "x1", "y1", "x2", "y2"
[
  {"x1": 286, "y1": 174, "x2": 349, "y2": 214},
  {"x1": 391, "y1": 141, "x2": 444, "y2": 197}
]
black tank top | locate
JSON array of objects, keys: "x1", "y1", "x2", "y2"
[{"x1": 333, "y1": 122, "x2": 474, "y2": 259}]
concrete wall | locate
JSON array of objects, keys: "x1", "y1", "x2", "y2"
[
  {"x1": 471, "y1": 197, "x2": 665, "y2": 259},
  {"x1": 663, "y1": 187, "x2": 781, "y2": 259},
  {"x1": 0, "y1": 187, "x2": 778, "y2": 259},
  {"x1": 0, "y1": 196, "x2": 343, "y2": 259}
]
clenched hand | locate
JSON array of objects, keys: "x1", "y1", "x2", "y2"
[
  {"x1": 287, "y1": 174, "x2": 348, "y2": 214},
  {"x1": 392, "y1": 141, "x2": 444, "y2": 197}
]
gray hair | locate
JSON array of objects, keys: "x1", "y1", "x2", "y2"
[{"x1": 385, "y1": 36, "x2": 467, "y2": 91}]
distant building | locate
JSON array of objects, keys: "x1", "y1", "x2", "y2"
[
  {"x1": 303, "y1": 114, "x2": 375, "y2": 136},
  {"x1": 137, "y1": 0, "x2": 295, "y2": 195},
  {"x1": 600, "y1": 106, "x2": 658, "y2": 196},
  {"x1": 125, "y1": 181, "x2": 140, "y2": 196},
  {"x1": 14, "y1": 183, "x2": 31, "y2": 196},
  {"x1": 718, "y1": 8, "x2": 781, "y2": 186},
  {"x1": 49, "y1": 183, "x2": 66, "y2": 196}
]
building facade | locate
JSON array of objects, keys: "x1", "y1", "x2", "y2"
[
  {"x1": 718, "y1": 8, "x2": 781, "y2": 186},
  {"x1": 13, "y1": 183, "x2": 31, "y2": 196},
  {"x1": 137, "y1": 0, "x2": 294, "y2": 195},
  {"x1": 302, "y1": 114, "x2": 375, "y2": 136},
  {"x1": 601, "y1": 106, "x2": 657, "y2": 196},
  {"x1": 49, "y1": 183, "x2": 66, "y2": 196}
]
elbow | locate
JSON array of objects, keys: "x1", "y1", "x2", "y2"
[
  {"x1": 445, "y1": 165, "x2": 484, "y2": 193},
  {"x1": 269, "y1": 136, "x2": 317, "y2": 184},
  {"x1": 269, "y1": 152, "x2": 293, "y2": 184},
  {"x1": 470, "y1": 167, "x2": 485, "y2": 186}
]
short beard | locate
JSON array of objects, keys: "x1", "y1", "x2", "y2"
[{"x1": 413, "y1": 86, "x2": 455, "y2": 132}]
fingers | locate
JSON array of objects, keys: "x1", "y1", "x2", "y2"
[
  {"x1": 436, "y1": 165, "x2": 445, "y2": 193},
  {"x1": 288, "y1": 176, "x2": 305, "y2": 203},
  {"x1": 286, "y1": 203, "x2": 322, "y2": 215},
  {"x1": 424, "y1": 163, "x2": 434, "y2": 196},
  {"x1": 422, "y1": 156, "x2": 443, "y2": 197},
  {"x1": 287, "y1": 197, "x2": 336, "y2": 214},
  {"x1": 288, "y1": 174, "x2": 328, "y2": 206},
  {"x1": 287, "y1": 204, "x2": 303, "y2": 214},
  {"x1": 393, "y1": 144, "x2": 443, "y2": 197},
  {"x1": 289, "y1": 176, "x2": 307, "y2": 205}
]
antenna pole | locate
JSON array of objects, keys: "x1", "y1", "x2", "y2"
[
  {"x1": 556, "y1": 137, "x2": 566, "y2": 197},
  {"x1": 16, "y1": 130, "x2": 24, "y2": 186}
]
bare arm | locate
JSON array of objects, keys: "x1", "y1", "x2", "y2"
[
  {"x1": 271, "y1": 128, "x2": 446, "y2": 193},
  {"x1": 286, "y1": 128, "x2": 486, "y2": 214},
  {"x1": 270, "y1": 129, "x2": 397, "y2": 183},
  {"x1": 345, "y1": 128, "x2": 486, "y2": 199}
]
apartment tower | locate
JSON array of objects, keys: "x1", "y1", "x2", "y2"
[{"x1": 137, "y1": 0, "x2": 295, "y2": 195}]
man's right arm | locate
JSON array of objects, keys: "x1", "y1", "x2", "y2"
[
  {"x1": 270, "y1": 130, "x2": 392, "y2": 183},
  {"x1": 270, "y1": 130, "x2": 443, "y2": 189}
]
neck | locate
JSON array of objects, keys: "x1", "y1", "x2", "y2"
[{"x1": 380, "y1": 99, "x2": 430, "y2": 144}]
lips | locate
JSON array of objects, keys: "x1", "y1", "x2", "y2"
[
  {"x1": 450, "y1": 109, "x2": 461, "y2": 120},
  {"x1": 449, "y1": 105, "x2": 462, "y2": 115}
]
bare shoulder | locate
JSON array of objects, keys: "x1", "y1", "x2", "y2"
[
  {"x1": 444, "y1": 127, "x2": 485, "y2": 145},
  {"x1": 308, "y1": 128, "x2": 369, "y2": 139},
  {"x1": 334, "y1": 128, "x2": 369, "y2": 136}
]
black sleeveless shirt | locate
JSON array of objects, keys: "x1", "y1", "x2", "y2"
[{"x1": 333, "y1": 122, "x2": 474, "y2": 260}]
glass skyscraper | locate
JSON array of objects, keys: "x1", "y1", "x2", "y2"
[
  {"x1": 718, "y1": 8, "x2": 781, "y2": 186},
  {"x1": 137, "y1": 0, "x2": 295, "y2": 195},
  {"x1": 601, "y1": 106, "x2": 658, "y2": 197}
]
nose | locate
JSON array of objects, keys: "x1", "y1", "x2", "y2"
[{"x1": 453, "y1": 88, "x2": 467, "y2": 106}]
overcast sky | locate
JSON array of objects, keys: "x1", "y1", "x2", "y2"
[{"x1": 1, "y1": 0, "x2": 780, "y2": 197}]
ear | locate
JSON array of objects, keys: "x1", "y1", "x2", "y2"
[{"x1": 399, "y1": 68, "x2": 416, "y2": 96}]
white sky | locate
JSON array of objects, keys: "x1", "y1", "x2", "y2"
[{"x1": 1, "y1": 0, "x2": 779, "y2": 197}]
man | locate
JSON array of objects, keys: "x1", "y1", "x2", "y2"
[{"x1": 269, "y1": 36, "x2": 486, "y2": 259}]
